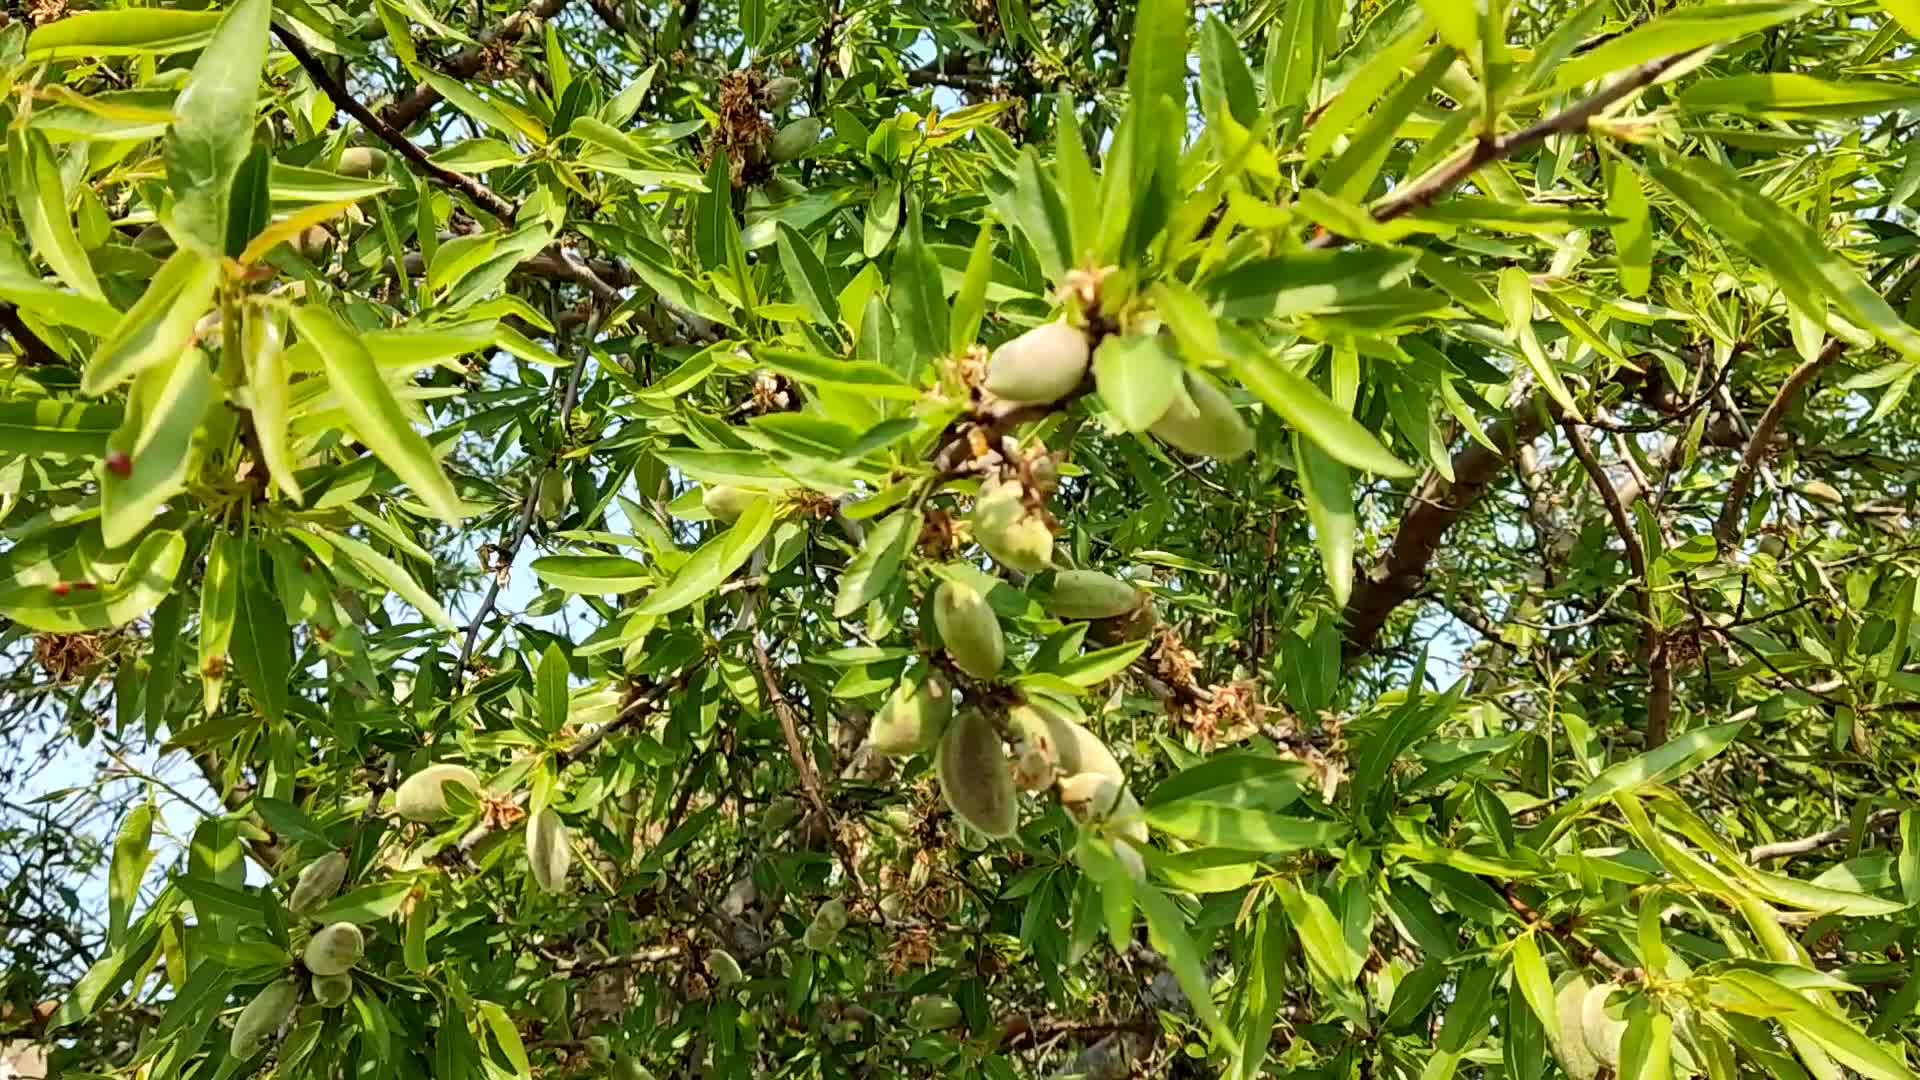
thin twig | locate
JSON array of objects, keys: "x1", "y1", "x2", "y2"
[
  {"x1": 1310, "y1": 49, "x2": 1705, "y2": 249},
  {"x1": 1712, "y1": 339, "x2": 1845, "y2": 551},
  {"x1": 455, "y1": 310, "x2": 603, "y2": 684},
  {"x1": 1559, "y1": 416, "x2": 1672, "y2": 746},
  {"x1": 1748, "y1": 809, "x2": 1899, "y2": 864}
]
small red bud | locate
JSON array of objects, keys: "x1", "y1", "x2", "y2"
[
  {"x1": 50, "y1": 582, "x2": 70, "y2": 596},
  {"x1": 105, "y1": 451, "x2": 133, "y2": 478}
]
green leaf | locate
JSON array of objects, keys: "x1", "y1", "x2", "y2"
[
  {"x1": 530, "y1": 555, "x2": 652, "y2": 594},
  {"x1": 0, "y1": 399, "x2": 123, "y2": 457},
  {"x1": 420, "y1": 70, "x2": 537, "y2": 144},
  {"x1": 1272, "y1": 878, "x2": 1360, "y2": 986},
  {"x1": 1878, "y1": 0, "x2": 1920, "y2": 36},
  {"x1": 1206, "y1": 249, "x2": 1419, "y2": 320},
  {"x1": 101, "y1": 347, "x2": 214, "y2": 548},
  {"x1": 9, "y1": 129, "x2": 102, "y2": 301},
  {"x1": 1564, "y1": 719, "x2": 1750, "y2": 817},
  {"x1": 753, "y1": 346, "x2": 920, "y2": 400},
  {"x1": 26, "y1": 8, "x2": 222, "y2": 58},
  {"x1": 1607, "y1": 159, "x2": 1653, "y2": 298},
  {"x1": 313, "y1": 526, "x2": 458, "y2": 632},
  {"x1": 1322, "y1": 46, "x2": 1454, "y2": 204},
  {"x1": 892, "y1": 202, "x2": 949, "y2": 376},
  {"x1": 949, "y1": 222, "x2": 996, "y2": 355},
  {"x1": 84, "y1": 248, "x2": 221, "y2": 396},
  {"x1": 1499, "y1": 268, "x2": 1582, "y2": 420},
  {"x1": 1294, "y1": 433, "x2": 1355, "y2": 606},
  {"x1": 199, "y1": 531, "x2": 239, "y2": 714},
  {"x1": 536, "y1": 643, "x2": 568, "y2": 734},
  {"x1": 0, "y1": 529, "x2": 184, "y2": 632},
  {"x1": 310, "y1": 879, "x2": 412, "y2": 924},
  {"x1": 1681, "y1": 74, "x2": 1920, "y2": 119},
  {"x1": 1126, "y1": 0, "x2": 1188, "y2": 114},
  {"x1": 1145, "y1": 802, "x2": 1348, "y2": 853},
  {"x1": 638, "y1": 497, "x2": 776, "y2": 615},
  {"x1": 1094, "y1": 334, "x2": 1181, "y2": 433},
  {"x1": 1510, "y1": 934, "x2": 1560, "y2": 1045},
  {"x1": 1135, "y1": 883, "x2": 1228, "y2": 1042},
  {"x1": 1555, "y1": 2, "x2": 1812, "y2": 90},
  {"x1": 834, "y1": 508, "x2": 919, "y2": 618},
  {"x1": 775, "y1": 223, "x2": 837, "y2": 328},
  {"x1": 1416, "y1": 0, "x2": 1479, "y2": 55},
  {"x1": 1222, "y1": 331, "x2": 1415, "y2": 477},
  {"x1": 163, "y1": 0, "x2": 270, "y2": 252},
  {"x1": 292, "y1": 305, "x2": 466, "y2": 521},
  {"x1": 1050, "y1": 639, "x2": 1151, "y2": 688},
  {"x1": 243, "y1": 304, "x2": 301, "y2": 502},
  {"x1": 0, "y1": 274, "x2": 122, "y2": 336},
  {"x1": 108, "y1": 801, "x2": 154, "y2": 947},
  {"x1": 229, "y1": 541, "x2": 291, "y2": 723},
  {"x1": 1198, "y1": 14, "x2": 1258, "y2": 126}
]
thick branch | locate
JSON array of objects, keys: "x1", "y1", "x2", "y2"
[
  {"x1": 1343, "y1": 390, "x2": 1552, "y2": 654},
  {"x1": 1712, "y1": 340, "x2": 1844, "y2": 551},
  {"x1": 0, "y1": 303, "x2": 62, "y2": 367},
  {"x1": 274, "y1": 23, "x2": 519, "y2": 223},
  {"x1": 378, "y1": 0, "x2": 570, "y2": 133},
  {"x1": 1559, "y1": 416, "x2": 1671, "y2": 745},
  {"x1": 1310, "y1": 48, "x2": 1703, "y2": 248}
]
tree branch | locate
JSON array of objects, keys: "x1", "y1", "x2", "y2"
[
  {"x1": 1558, "y1": 416, "x2": 1671, "y2": 746},
  {"x1": 1310, "y1": 48, "x2": 1703, "y2": 249},
  {"x1": 1712, "y1": 339, "x2": 1844, "y2": 551},
  {"x1": 455, "y1": 310, "x2": 602, "y2": 684},
  {"x1": 0, "y1": 303, "x2": 62, "y2": 367},
  {"x1": 1343, "y1": 390, "x2": 1553, "y2": 655},
  {"x1": 274, "y1": 23, "x2": 519, "y2": 223},
  {"x1": 1748, "y1": 808, "x2": 1899, "y2": 864}
]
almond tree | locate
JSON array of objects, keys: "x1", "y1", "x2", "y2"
[{"x1": 3, "y1": 0, "x2": 1920, "y2": 1077}]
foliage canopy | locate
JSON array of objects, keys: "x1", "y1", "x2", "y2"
[{"x1": 3, "y1": 0, "x2": 1920, "y2": 1077}]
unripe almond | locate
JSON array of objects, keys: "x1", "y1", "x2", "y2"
[
  {"x1": 817, "y1": 898, "x2": 848, "y2": 932},
  {"x1": 936, "y1": 708, "x2": 1017, "y2": 839},
  {"x1": 293, "y1": 225, "x2": 333, "y2": 261},
  {"x1": 526, "y1": 808, "x2": 571, "y2": 893},
  {"x1": 934, "y1": 580, "x2": 1004, "y2": 680},
  {"x1": 1551, "y1": 978, "x2": 1602, "y2": 1080},
  {"x1": 230, "y1": 978, "x2": 299, "y2": 1058},
  {"x1": 971, "y1": 480, "x2": 1053, "y2": 573},
  {"x1": 867, "y1": 674, "x2": 951, "y2": 756},
  {"x1": 337, "y1": 147, "x2": 387, "y2": 177},
  {"x1": 984, "y1": 321, "x2": 1090, "y2": 405},
  {"x1": 395, "y1": 763, "x2": 480, "y2": 822},
  {"x1": 765, "y1": 76, "x2": 803, "y2": 109},
  {"x1": 537, "y1": 470, "x2": 570, "y2": 519},
  {"x1": 708, "y1": 948, "x2": 744, "y2": 986},
  {"x1": 1580, "y1": 983, "x2": 1627, "y2": 1070},
  {"x1": 311, "y1": 971, "x2": 352, "y2": 1007},
  {"x1": 1150, "y1": 373, "x2": 1253, "y2": 459},
  {"x1": 760, "y1": 796, "x2": 801, "y2": 836},
  {"x1": 769, "y1": 117, "x2": 821, "y2": 162},
  {"x1": 908, "y1": 994, "x2": 963, "y2": 1031},
  {"x1": 303, "y1": 921, "x2": 364, "y2": 976},
  {"x1": 1035, "y1": 710, "x2": 1125, "y2": 785},
  {"x1": 288, "y1": 851, "x2": 347, "y2": 915},
  {"x1": 702, "y1": 485, "x2": 757, "y2": 522},
  {"x1": 1047, "y1": 570, "x2": 1138, "y2": 619}
]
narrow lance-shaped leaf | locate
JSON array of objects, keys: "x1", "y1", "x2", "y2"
[
  {"x1": 291, "y1": 305, "x2": 467, "y2": 521},
  {"x1": 10, "y1": 129, "x2": 102, "y2": 300},
  {"x1": 163, "y1": 0, "x2": 270, "y2": 251}
]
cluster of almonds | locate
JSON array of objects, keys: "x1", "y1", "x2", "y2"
[{"x1": 230, "y1": 853, "x2": 367, "y2": 1058}]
